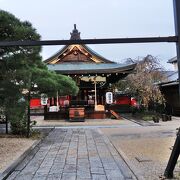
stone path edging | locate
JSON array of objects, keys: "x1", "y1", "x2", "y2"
[
  {"x1": 97, "y1": 129, "x2": 142, "y2": 179},
  {"x1": 98, "y1": 129, "x2": 144, "y2": 180},
  {"x1": 121, "y1": 115, "x2": 159, "y2": 127},
  {"x1": 0, "y1": 128, "x2": 54, "y2": 180}
]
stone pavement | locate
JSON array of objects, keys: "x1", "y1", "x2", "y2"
[{"x1": 6, "y1": 128, "x2": 137, "y2": 180}]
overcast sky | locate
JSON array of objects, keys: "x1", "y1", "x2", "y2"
[{"x1": 0, "y1": 0, "x2": 177, "y2": 70}]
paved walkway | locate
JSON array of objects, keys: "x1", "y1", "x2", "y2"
[{"x1": 7, "y1": 128, "x2": 137, "y2": 180}]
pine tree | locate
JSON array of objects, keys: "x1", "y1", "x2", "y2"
[{"x1": 0, "y1": 10, "x2": 78, "y2": 135}]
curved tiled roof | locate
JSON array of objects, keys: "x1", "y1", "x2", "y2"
[
  {"x1": 44, "y1": 25, "x2": 114, "y2": 64},
  {"x1": 47, "y1": 63, "x2": 136, "y2": 74},
  {"x1": 43, "y1": 45, "x2": 69, "y2": 63},
  {"x1": 44, "y1": 44, "x2": 114, "y2": 64},
  {"x1": 44, "y1": 25, "x2": 136, "y2": 76}
]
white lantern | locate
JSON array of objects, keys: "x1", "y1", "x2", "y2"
[
  {"x1": 41, "y1": 94, "x2": 48, "y2": 105},
  {"x1": 41, "y1": 97, "x2": 48, "y2": 105},
  {"x1": 106, "y1": 92, "x2": 113, "y2": 104}
]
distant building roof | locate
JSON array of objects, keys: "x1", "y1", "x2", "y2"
[
  {"x1": 158, "y1": 70, "x2": 178, "y2": 87},
  {"x1": 160, "y1": 81, "x2": 178, "y2": 87},
  {"x1": 166, "y1": 71, "x2": 178, "y2": 81},
  {"x1": 167, "y1": 56, "x2": 177, "y2": 63},
  {"x1": 161, "y1": 71, "x2": 178, "y2": 81}
]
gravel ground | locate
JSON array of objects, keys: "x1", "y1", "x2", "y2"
[
  {"x1": 0, "y1": 137, "x2": 35, "y2": 172},
  {"x1": 101, "y1": 118, "x2": 180, "y2": 180},
  {"x1": 32, "y1": 115, "x2": 137, "y2": 127},
  {"x1": 111, "y1": 137, "x2": 175, "y2": 179}
]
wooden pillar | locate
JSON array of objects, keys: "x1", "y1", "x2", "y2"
[{"x1": 94, "y1": 80, "x2": 97, "y2": 109}]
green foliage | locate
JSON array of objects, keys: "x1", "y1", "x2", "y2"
[
  {"x1": 32, "y1": 68, "x2": 79, "y2": 96},
  {"x1": 0, "y1": 10, "x2": 78, "y2": 135},
  {"x1": 142, "y1": 115, "x2": 153, "y2": 121},
  {"x1": 132, "y1": 111, "x2": 158, "y2": 121},
  {"x1": 7, "y1": 101, "x2": 27, "y2": 135},
  {"x1": 110, "y1": 115, "x2": 116, "y2": 119},
  {"x1": 30, "y1": 129, "x2": 42, "y2": 140},
  {"x1": 130, "y1": 106, "x2": 138, "y2": 115}
]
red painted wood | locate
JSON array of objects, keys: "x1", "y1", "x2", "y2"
[
  {"x1": 30, "y1": 98, "x2": 41, "y2": 108},
  {"x1": 115, "y1": 96, "x2": 131, "y2": 105}
]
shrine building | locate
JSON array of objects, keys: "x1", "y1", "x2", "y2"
[{"x1": 43, "y1": 25, "x2": 136, "y2": 120}]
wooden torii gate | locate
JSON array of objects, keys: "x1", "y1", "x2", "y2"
[{"x1": 0, "y1": 0, "x2": 180, "y2": 178}]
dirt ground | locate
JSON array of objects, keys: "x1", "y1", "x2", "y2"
[
  {"x1": 101, "y1": 119, "x2": 180, "y2": 180},
  {"x1": 32, "y1": 115, "x2": 137, "y2": 127},
  {"x1": 0, "y1": 136, "x2": 35, "y2": 172}
]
